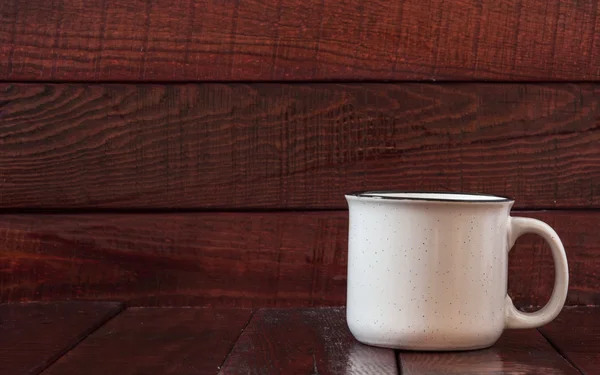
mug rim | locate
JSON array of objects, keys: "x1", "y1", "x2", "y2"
[{"x1": 345, "y1": 190, "x2": 514, "y2": 203}]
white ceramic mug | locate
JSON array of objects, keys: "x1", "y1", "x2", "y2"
[{"x1": 345, "y1": 191, "x2": 569, "y2": 351}]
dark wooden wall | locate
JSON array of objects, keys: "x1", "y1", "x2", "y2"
[{"x1": 0, "y1": 0, "x2": 598, "y2": 308}]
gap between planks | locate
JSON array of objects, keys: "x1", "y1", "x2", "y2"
[
  {"x1": 537, "y1": 328, "x2": 585, "y2": 375},
  {"x1": 217, "y1": 309, "x2": 256, "y2": 373},
  {"x1": 35, "y1": 303, "x2": 125, "y2": 375},
  {"x1": 2, "y1": 208, "x2": 600, "y2": 215}
]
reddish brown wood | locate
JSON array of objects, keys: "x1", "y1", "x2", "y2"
[
  {"x1": 399, "y1": 329, "x2": 578, "y2": 374},
  {"x1": 43, "y1": 307, "x2": 251, "y2": 375},
  {"x1": 0, "y1": 211, "x2": 597, "y2": 307},
  {"x1": 539, "y1": 307, "x2": 600, "y2": 375},
  {"x1": 508, "y1": 211, "x2": 600, "y2": 307},
  {"x1": 0, "y1": 212, "x2": 348, "y2": 306},
  {"x1": 1, "y1": 83, "x2": 599, "y2": 209},
  {"x1": 0, "y1": 0, "x2": 598, "y2": 81},
  {"x1": 0, "y1": 302, "x2": 122, "y2": 375},
  {"x1": 219, "y1": 307, "x2": 397, "y2": 374}
]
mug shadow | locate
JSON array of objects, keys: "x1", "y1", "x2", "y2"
[{"x1": 344, "y1": 331, "x2": 559, "y2": 375}]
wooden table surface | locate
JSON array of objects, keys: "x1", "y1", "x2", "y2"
[{"x1": 0, "y1": 303, "x2": 597, "y2": 375}]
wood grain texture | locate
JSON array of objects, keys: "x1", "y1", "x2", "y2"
[
  {"x1": 0, "y1": 301, "x2": 122, "y2": 375},
  {"x1": 399, "y1": 329, "x2": 578, "y2": 374},
  {"x1": 43, "y1": 307, "x2": 252, "y2": 375},
  {"x1": 1, "y1": 83, "x2": 599, "y2": 209},
  {"x1": 219, "y1": 307, "x2": 397, "y2": 375},
  {"x1": 540, "y1": 307, "x2": 600, "y2": 375},
  {"x1": 0, "y1": 211, "x2": 597, "y2": 307},
  {"x1": 0, "y1": 0, "x2": 598, "y2": 81}
]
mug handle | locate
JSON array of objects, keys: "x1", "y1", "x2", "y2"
[{"x1": 504, "y1": 216, "x2": 569, "y2": 329}]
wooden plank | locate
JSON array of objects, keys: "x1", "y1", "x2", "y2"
[
  {"x1": 0, "y1": 301, "x2": 122, "y2": 375},
  {"x1": 398, "y1": 329, "x2": 578, "y2": 374},
  {"x1": 43, "y1": 307, "x2": 252, "y2": 375},
  {"x1": 0, "y1": 0, "x2": 598, "y2": 81},
  {"x1": 539, "y1": 307, "x2": 600, "y2": 375},
  {"x1": 0, "y1": 211, "x2": 597, "y2": 307},
  {"x1": 219, "y1": 307, "x2": 397, "y2": 374},
  {"x1": 1, "y1": 83, "x2": 599, "y2": 209},
  {"x1": 508, "y1": 211, "x2": 600, "y2": 308}
]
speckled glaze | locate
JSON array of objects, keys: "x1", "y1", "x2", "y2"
[{"x1": 345, "y1": 192, "x2": 569, "y2": 351}]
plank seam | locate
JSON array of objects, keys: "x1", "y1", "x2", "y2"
[
  {"x1": 0, "y1": 80, "x2": 600, "y2": 84},
  {"x1": 35, "y1": 303, "x2": 125, "y2": 375},
  {"x1": 537, "y1": 328, "x2": 585, "y2": 375},
  {"x1": 2, "y1": 208, "x2": 600, "y2": 215},
  {"x1": 395, "y1": 350, "x2": 403, "y2": 375},
  {"x1": 217, "y1": 309, "x2": 256, "y2": 374}
]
